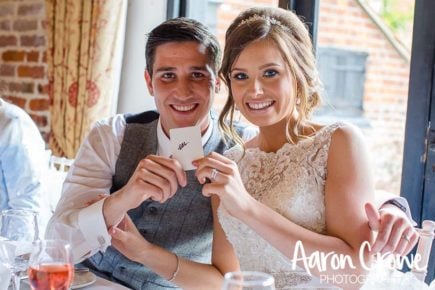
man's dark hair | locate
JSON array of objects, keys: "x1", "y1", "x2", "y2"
[{"x1": 145, "y1": 17, "x2": 221, "y2": 77}]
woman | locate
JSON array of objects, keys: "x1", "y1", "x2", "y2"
[{"x1": 193, "y1": 6, "x2": 374, "y2": 289}]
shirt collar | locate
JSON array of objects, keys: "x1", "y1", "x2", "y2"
[{"x1": 156, "y1": 114, "x2": 213, "y2": 157}]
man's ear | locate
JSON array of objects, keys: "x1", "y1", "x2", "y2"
[
  {"x1": 214, "y1": 78, "x2": 221, "y2": 94},
  {"x1": 144, "y1": 70, "x2": 154, "y2": 96}
]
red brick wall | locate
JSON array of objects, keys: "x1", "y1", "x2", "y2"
[
  {"x1": 0, "y1": 0, "x2": 49, "y2": 140},
  {"x1": 317, "y1": 0, "x2": 409, "y2": 194}
]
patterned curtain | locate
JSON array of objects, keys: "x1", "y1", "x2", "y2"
[{"x1": 45, "y1": 0, "x2": 126, "y2": 158}]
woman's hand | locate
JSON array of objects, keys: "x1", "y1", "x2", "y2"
[
  {"x1": 193, "y1": 152, "x2": 256, "y2": 218},
  {"x1": 365, "y1": 202, "x2": 419, "y2": 256},
  {"x1": 109, "y1": 215, "x2": 153, "y2": 264}
]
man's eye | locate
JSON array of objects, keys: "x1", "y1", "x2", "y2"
[
  {"x1": 162, "y1": 73, "x2": 175, "y2": 79},
  {"x1": 264, "y1": 70, "x2": 278, "y2": 78},
  {"x1": 231, "y1": 73, "x2": 248, "y2": 80},
  {"x1": 192, "y1": 72, "x2": 205, "y2": 79}
]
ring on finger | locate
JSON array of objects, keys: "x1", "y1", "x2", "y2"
[{"x1": 210, "y1": 168, "x2": 219, "y2": 182}]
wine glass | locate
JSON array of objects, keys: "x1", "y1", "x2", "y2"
[
  {"x1": 222, "y1": 271, "x2": 276, "y2": 290},
  {"x1": 0, "y1": 209, "x2": 39, "y2": 290},
  {"x1": 28, "y1": 239, "x2": 74, "y2": 290}
]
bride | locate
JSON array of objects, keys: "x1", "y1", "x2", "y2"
[
  {"x1": 109, "y1": 7, "x2": 419, "y2": 290},
  {"x1": 195, "y1": 6, "x2": 374, "y2": 289}
]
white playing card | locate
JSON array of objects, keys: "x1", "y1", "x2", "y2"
[{"x1": 170, "y1": 125, "x2": 204, "y2": 171}]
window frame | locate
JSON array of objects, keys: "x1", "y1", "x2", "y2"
[{"x1": 401, "y1": 0, "x2": 435, "y2": 282}]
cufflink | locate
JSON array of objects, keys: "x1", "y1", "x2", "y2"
[{"x1": 97, "y1": 235, "x2": 106, "y2": 247}]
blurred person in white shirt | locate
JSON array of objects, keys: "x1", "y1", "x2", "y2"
[{"x1": 0, "y1": 97, "x2": 49, "y2": 234}]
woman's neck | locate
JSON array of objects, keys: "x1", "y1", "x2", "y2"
[
  {"x1": 254, "y1": 119, "x2": 291, "y2": 153},
  {"x1": 251, "y1": 118, "x2": 316, "y2": 153}
]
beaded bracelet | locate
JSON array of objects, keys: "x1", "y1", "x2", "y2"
[{"x1": 168, "y1": 254, "x2": 180, "y2": 282}]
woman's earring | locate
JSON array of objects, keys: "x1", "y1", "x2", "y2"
[{"x1": 296, "y1": 97, "x2": 301, "y2": 105}]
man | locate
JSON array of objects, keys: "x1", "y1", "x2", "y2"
[
  {"x1": 47, "y1": 18, "x2": 417, "y2": 289},
  {"x1": 0, "y1": 96, "x2": 52, "y2": 234}
]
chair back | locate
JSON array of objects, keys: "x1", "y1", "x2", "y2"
[{"x1": 45, "y1": 153, "x2": 74, "y2": 213}]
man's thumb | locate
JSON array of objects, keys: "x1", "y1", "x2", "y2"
[{"x1": 365, "y1": 202, "x2": 380, "y2": 231}]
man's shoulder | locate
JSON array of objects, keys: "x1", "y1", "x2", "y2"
[
  {"x1": 233, "y1": 121, "x2": 248, "y2": 134},
  {"x1": 209, "y1": 110, "x2": 247, "y2": 134},
  {"x1": 124, "y1": 110, "x2": 160, "y2": 124},
  {"x1": 0, "y1": 100, "x2": 30, "y2": 122},
  {"x1": 220, "y1": 120, "x2": 257, "y2": 141},
  {"x1": 92, "y1": 110, "x2": 159, "y2": 133},
  {"x1": 0, "y1": 100, "x2": 37, "y2": 132}
]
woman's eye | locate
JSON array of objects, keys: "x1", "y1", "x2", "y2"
[
  {"x1": 264, "y1": 70, "x2": 278, "y2": 78},
  {"x1": 232, "y1": 73, "x2": 248, "y2": 80}
]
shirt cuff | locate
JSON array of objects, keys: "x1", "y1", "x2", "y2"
[
  {"x1": 77, "y1": 198, "x2": 112, "y2": 252},
  {"x1": 383, "y1": 196, "x2": 417, "y2": 226}
]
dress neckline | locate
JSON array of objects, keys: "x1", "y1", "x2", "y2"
[{"x1": 244, "y1": 123, "x2": 341, "y2": 157}]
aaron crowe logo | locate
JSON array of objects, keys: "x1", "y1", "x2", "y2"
[{"x1": 290, "y1": 240, "x2": 424, "y2": 282}]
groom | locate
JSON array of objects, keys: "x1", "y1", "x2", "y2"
[{"x1": 46, "y1": 17, "x2": 417, "y2": 289}]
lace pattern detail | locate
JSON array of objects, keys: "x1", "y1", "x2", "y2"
[
  {"x1": 218, "y1": 123, "x2": 345, "y2": 288},
  {"x1": 273, "y1": 272, "x2": 313, "y2": 289}
]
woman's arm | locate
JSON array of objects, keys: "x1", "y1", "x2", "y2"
[
  {"x1": 211, "y1": 195, "x2": 240, "y2": 274},
  {"x1": 195, "y1": 125, "x2": 375, "y2": 284},
  {"x1": 323, "y1": 124, "x2": 375, "y2": 267}
]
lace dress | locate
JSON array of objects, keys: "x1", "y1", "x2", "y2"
[{"x1": 218, "y1": 123, "x2": 344, "y2": 289}]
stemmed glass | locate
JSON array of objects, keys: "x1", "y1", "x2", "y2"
[
  {"x1": 27, "y1": 239, "x2": 74, "y2": 290},
  {"x1": 0, "y1": 209, "x2": 39, "y2": 290},
  {"x1": 222, "y1": 271, "x2": 276, "y2": 290}
]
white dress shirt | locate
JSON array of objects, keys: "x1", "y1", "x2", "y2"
[
  {"x1": 0, "y1": 99, "x2": 48, "y2": 210},
  {"x1": 46, "y1": 114, "x2": 213, "y2": 262},
  {"x1": 0, "y1": 99, "x2": 53, "y2": 235}
]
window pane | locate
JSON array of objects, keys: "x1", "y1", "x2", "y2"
[
  {"x1": 317, "y1": 47, "x2": 368, "y2": 116},
  {"x1": 316, "y1": 0, "x2": 415, "y2": 195}
]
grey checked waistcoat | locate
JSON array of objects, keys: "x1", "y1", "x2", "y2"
[{"x1": 83, "y1": 111, "x2": 235, "y2": 289}]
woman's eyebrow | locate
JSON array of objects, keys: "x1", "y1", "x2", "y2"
[
  {"x1": 259, "y1": 62, "x2": 281, "y2": 69},
  {"x1": 231, "y1": 62, "x2": 281, "y2": 72}
]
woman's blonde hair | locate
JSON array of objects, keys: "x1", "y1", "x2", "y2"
[{"x1": 218, "y1": 7, "x2": 322, "y2": 148}]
